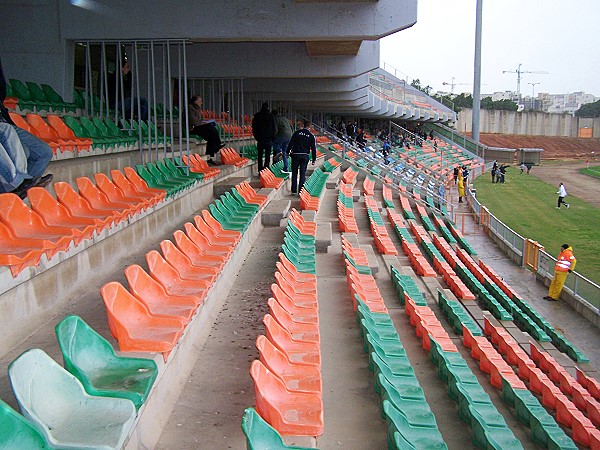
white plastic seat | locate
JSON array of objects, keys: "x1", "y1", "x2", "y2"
[{"x1": 8, "y1": 348, "x2": 136, "y2": 450}]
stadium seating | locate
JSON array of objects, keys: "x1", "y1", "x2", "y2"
[{"x1": 9, "y1": 348, "x2": 136, "y2": 450}]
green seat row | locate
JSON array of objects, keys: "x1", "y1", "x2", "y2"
[
  {"x1": 444, "y1": 219, "x2": 477, "y2": 256},
  {"x1": 302, "y1": 167, "x2": 328, "y2": 197},
  {"x1": 390, "y1": 267, "x2": 426, "y2": 306},
  {"x1": 355, "y1": 299, "x2": 447, "y2": 450},
  {"x1": 437, "y1": 290, "x2": 482, "y2": 336},
  {"x1": 501, "y1": 379, "x2": 577, "y2": 449}
]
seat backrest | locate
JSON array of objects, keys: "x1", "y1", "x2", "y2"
[
  {"x1": 25, "y1": 82, "x2": 48, "y2": 102},
  {"x1": 76, "y1": 176, "x2": 111, "y2": 204},
  {"x1": 256, "y1": 333, "x2": 291, "y2": 377},
  {"x1": 41, "y1": 84, "x2": 65, "y2": 103},
  {"x1": 8, "y1": 112, "x2": 33, "y2": 132},
  {"x1": 100, "y1": 281, "x2": 153, "y2": 332},
  {"x1": 0, "y1": 193, "x2": 48, "y2": 232},
  {"x1": 160, "y1": 239, "x2": 194, "y2": 269},
  {"x1": 27, "y1": 186, "x2": 73, "y2": 221},
  {"x1": 9, "y1": 79, "x2": 32, "y2": 100},
  {"x1": 94, "y1": 172, "x2": 125, "y2": 201},
  {"x1": 8, "y1": 348, "x2": 86, "y2": 423},
  {"x1": 26, "y1": 114, "x2": 58, "y2": 140},
  {"x1": 55, "y1": 315, "x2": 115, "y2": 378},
  {"x1": 63, "y1": 116, "x2": 89, "y2": 137},
  {"x1": 145, "y1": 249, "x2": 181, "y2": 289},
  {"x1": 47, "y1": 114, "x2": 76, "y2": 139},
  {"x1": 0, "y1": 398, "x2": 50, "y2": 449}
]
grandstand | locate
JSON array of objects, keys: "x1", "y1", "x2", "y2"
[{"x1": 1, "y1": 2, "x2": 599, "y2": 449}]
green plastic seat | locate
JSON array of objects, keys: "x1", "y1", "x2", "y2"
[
  {"x1": 147, "y1": 162, "x2": 187, "y2": 191},
  {"x1": 9, "y1": 348, "x2": 136, "y2": 450},
  {"x1": 56, "y1": 315, "x2": 158, "y2": 410},
  {"x1": 164, "y1": 158, "x2": 203, "y2": 181},
  {"x1": 383, "y1": 400, "x2": 447, "y2": 450},
  {"x1": 378, "y1": 374, "x2": 436, "y2": 426},
  {"x1": 8, "y1": 78, "x2": 36, "y2": 110},
  {"x1": 154, "y1": 159, "x2": 194, "y2": 187},
  {"x1": 241, "y1": 407, "x2": 316, "y2": 450},
  {"x1": 0, "y1": 399, "x2": 51, "y2": 449},
  {"x1": 136, "y1": 164, "x2": 178, "y2": 196},
  {"x1": 209, "y1": 203, "x2": 247, "y2": 232},
  {"x1": 281, "y1": 244, "x2": 315, "y2": 274},
  {"x1": 468, "y1": 403, "x2": 523, "y2": 450}
]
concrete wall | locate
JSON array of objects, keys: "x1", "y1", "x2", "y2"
[{"x1": 457, "y1": 108, "x2": 600, "y2": 137}]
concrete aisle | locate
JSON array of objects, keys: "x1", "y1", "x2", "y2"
[{"x1": 155, "y1": 226, "x2": 282, "y2": 449}]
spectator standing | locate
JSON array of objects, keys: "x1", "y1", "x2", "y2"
[
  {"x1": 556, "y1": 182, "x2": 570, "y2": 209},
  {"x1": 271, "y1": 110, "x2": 292, "y2": 173},
  {"x1": 0, "y1": 57, "x2": 52, "y2": 197},
  {"x1": 544, "y1": 244, "x2": 576, "y2": 301},
  {"x1": 252, "y1": 102, "x2": 276, "y2": 171},
  {"x1": 498, "y1": 164, "x2": 508, "y2": 183},
  {"x1": 520, "y1": 162, "x2": 526, "y2": 174},
  {"x1": 491, "y1": 161, "x2": 498, "y2": 183},
  {"x1": 188, "y1": 95, "x2": 224, "y2": 165},
  {"x1": 287, "y1": 119, "x2": 316, "y2": 195},
  {"x1": 453, "y1": 166, "x2": 459, "y2": 185},
  {"x1": 108, "y1": 59, "x2": 149, "y2": 121},
  {"x1": 356, "y1": 129, "x2": 366, "y2": 149},
  {"x1": 457, "y1": 173, "x2": 465, "y2": 203}
]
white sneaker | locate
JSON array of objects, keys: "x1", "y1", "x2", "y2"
[
  {"x1": 282, "y1": 170, "x2": 291, "y2": 174},
  {"x1": 566, "y1": 204, "x2": 570, "y2": 209},
  {"x1": 556, "y1": 207, "x2": 560, "y2": 209}
]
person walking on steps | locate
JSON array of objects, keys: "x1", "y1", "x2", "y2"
[
  {"x1": 271, "y1": 110, "x2": 292, "y2": 173},
  {"x1": 544, "y1": 244, "x2": 576, "y2": 301},
  {"x1": 252, "y1": 102, "x2": 276, "y2": 171},
  {"x1": 287, "y1": 119, "x2": 316, "y2": 195},
  {"x1": 557, "y1": 182, "x2": 570, "y2": 209}
]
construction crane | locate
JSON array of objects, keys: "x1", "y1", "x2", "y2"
[
  {"x1": 441, "y1": 77, "x2": 470, "y2": 94},
  {"x1": 503, "y1": 63, "x2": 548, "y2": 97}
]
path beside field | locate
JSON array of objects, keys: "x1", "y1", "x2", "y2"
[{"x1": 530, "y1": 160, "x2": 600, "y2": 208}]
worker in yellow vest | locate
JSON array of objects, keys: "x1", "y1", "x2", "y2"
[{"x1": 544, "y1": 244, "x2": 576, "y2": 301}]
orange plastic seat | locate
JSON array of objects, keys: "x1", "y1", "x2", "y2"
[
  {"x1": 94, "y1": 173, "x2": 151, "y2": 213},
  {"x1": 122, "y1": 167, "x2": 166, "y2": 201},
  {"x1": 145, "y1": 250, "x2": 210, "y2": 299},
  {"x1": 100, "y1": 281, "x2": 185, "y2": 359},
  {"x1": 268, "y1": 298, "x2": 319, "y2": 343},
  {"x1": 183, "y1": 222, "x2": 232, "y2": 255},
  {"x1": 0, "y1": 221, "x2": 46, "y2": 275},
  {"x1": 193, "y1": 214, "x2": 239, "y2": 247},
  {"x1": 250, "y1": 360, "x2": 323, "y2": 436},
  {"x1": 275, "y1": 273, "x2": 317, "y2": 309},
  {"x1": 200, "y1": 210, "x2": 241, "y2": 242},
  {"x1": 26, "y1": 113, "x2": 77, "y2": 154},
  {"x1": 268, "y1": 296, "x2": 318, "y2": 325},
  {"x1": 110, "y1": 169, "x2": 161, "y2": 206},
  {"x1": 274, "y1": 270, "x2": 316, "y2": 296},
  {"x1": 271, "y1": 284, "x2": 319, "y2": 316},
  {"x1": 277, "y1": 253, "x2": 317, "y2": 284},
  {"x1": 27, "y1": 187, "x2": 100, "y2": 238},
  {"x1": 0, "y1": 192, "x2": 81, "y2": 248},
  {"x1": 54, "y1": 181, "x2": 123, "y2": 226},
  {"x1": 76, "y1": 177, "x2": 136, "y2": 217},
  {"x1": 159, "y1": 239, "x2": 219, "y2": 282},
  {"x1": 263, "y1": 315, "x2": 320, "y2": 367},
  {"x1": 124, "y1": 264, "x2": 199, "y2": 322},
  {"x1": 275, "y1": 262, "x2": 316, "y2": 290},
  {"x1": 173, "y1": 229, "x2": 227, "y2": 269},
  {"x1": 236, "y1": 181, "x2": 267, "y2": 206},
  {"x1": 46, "y1": 114, "x2": 92, "y2": 152},
  {"x1": 180, "y1": 224, "x2": 231, "y2": 259},
  {"x1": 256, "y1": 335, "x2": 322, "y2": 394}
]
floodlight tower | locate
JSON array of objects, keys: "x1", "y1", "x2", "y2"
[{"x1": 503, "y1": 63, "x2": 548, "y2": 97}]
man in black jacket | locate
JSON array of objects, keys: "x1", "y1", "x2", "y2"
[
  {"x1": 251, "y1": 102, "x2": 276, "y2": 171},
  {"x1": 0, "y1": 58, "x2": 52, "y2": 197},
  {"x1": 287, "y1": 119, "x2": 316, "y2": 194}
]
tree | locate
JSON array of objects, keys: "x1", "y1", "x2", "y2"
[
  {"x1": 480, "y1": 97, "x2": 518, "y2": 111},
  {"x1": 576, "y1": 100, "x2": 600, "y2": 117},
  {"x1": 410, "y1": 78, "x2": 432, "y2": 96}
]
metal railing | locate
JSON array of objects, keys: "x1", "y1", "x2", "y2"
[{"x1": 469, "y1": 190, "x2": 600, "y2": 309}]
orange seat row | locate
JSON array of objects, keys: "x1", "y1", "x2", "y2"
[
  {"x1": 181, "y1": 154, "x2": 220, "y2": 179},
  {"x1": 405, "y1": 295, "x2": 457, "y2": 353},
  {"x1": 0, "y1": 168, "x2": 165, "y2": 276},
  {"x1": 362, "y1": 177, "x2": 375, "y2": 196},
  {"x1": 341, "y1": 167, "x2": 358, "y2": 185},
  {"x1": 221, "y1": 147, "x2": 250, "y2": 167},
  {"x1": 250, "y1": 218, "x2": 323, "y2": 436},
  {"x1": 259, "y1": 167, "x2": 285, "y2": 189},
  {"x1": 299, "y1": 189, "x2": 320, "y2": 211},
  {"x1": 100, "y1": 205, "x2": 244, "y2": 361},
  {"x1": 478, "y1": 259, "x2": 520, "y2": 300}
]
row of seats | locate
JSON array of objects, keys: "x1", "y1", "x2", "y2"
[
  {"x1": 337, "y1": 183, "x2": 359, "y2": 233},
  {"x1": 260, "y1": 160, "x2": 290, "y2": 189},
  {"x1": 364, "y1": 196, "x2": 397, "y2": 255},
  {"x1": 299, "y1": 168, "x2": 328, "y2": 211},
  {"x1": 340, "y1": 166, "x2": 358, "y2": 186},
  {"x1": 321, "y1": 156, "x2": 341, "y2": 173},
  {"x1": 221, "y1": 146, "x2": 250, "y2": 167},
  {"x1": 1, "y1": 180, "x2": 265, "y2": 448},
  {"x1": 249, "y1": 209, "x2": 324, "y2": 437},
  {"x1": 6, "y1": 78, "x2": 78, "y2": 114},
  {"x1": 479, "y1": 260, "x2": 588, "y2": 363},
  {"x1": 0, "y1": 168, "x2": 165, "y2": 277},
  {"x1": 403, "y1": 294, "x2": 523, "y2": 449},
  {"x1": 339, "y1": 235, "x2": 447, "y2": 449}
]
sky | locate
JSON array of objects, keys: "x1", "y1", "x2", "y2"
[{"x1": 380, "y1": 0, "x2": 600, "y2": 97}]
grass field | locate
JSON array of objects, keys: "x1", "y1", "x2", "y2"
[
  {"x1": 473, "y1": 173, "x2": 600, "y2": 285},
  {"x1": 579, "y1": 164, "x2": 600, "y2": 179}
]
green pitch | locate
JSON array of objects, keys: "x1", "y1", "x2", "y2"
[
  {"x1": 473, "y1": 172, "x2": 600, "y2": 285},
  {"x1": 579, "y1": 164, "x2": 600, "y2": 179}
]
